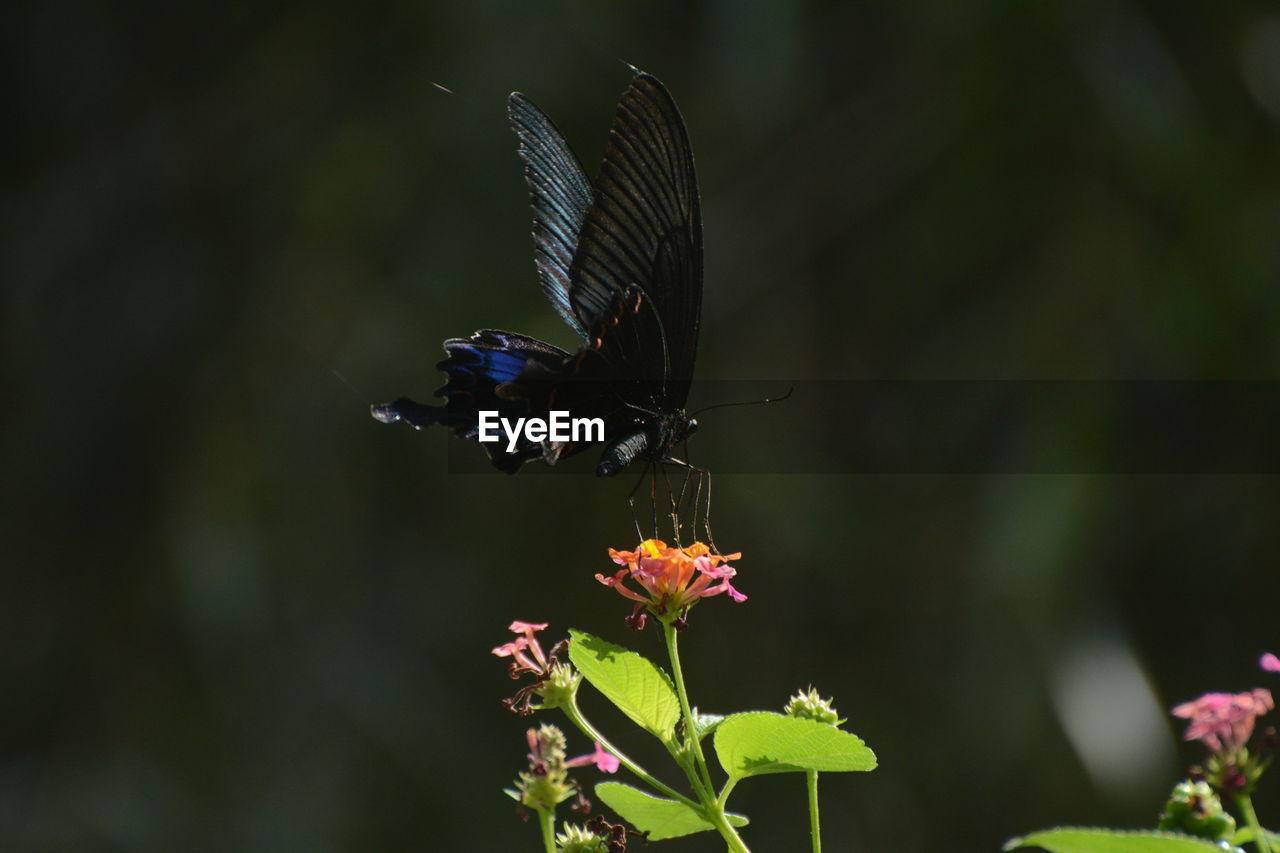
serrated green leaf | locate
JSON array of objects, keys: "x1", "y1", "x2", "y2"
[
  {"x1": 713, "y1": 712, "x2": 876, "y2": 779},
  {"x1": 568, "y1": 630, "x2": 680, "y2": 740},
  {"x1": 1004, "y1": 827, "x2": 1239, "y2": 853},
  {"x1": 594, "y1": 782, "x2": 748, "y2": 841}
]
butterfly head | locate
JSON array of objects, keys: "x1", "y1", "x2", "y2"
[{"x1": 659, "y1": 409, "x2": 698, "y2": 449}]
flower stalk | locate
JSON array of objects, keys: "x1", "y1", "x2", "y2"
[
  {"x1": 537, "y1": 808, "x2": 556, "y2": 853},
  {"x1": 561, "y1": 694, "x2": 694, "y2": 808},
  {"x1": 662, "y1": 619, "x2": 750, "y2": 853},
  {"x1": 807, "y1": 769, "x2": 822, "y2": 853},
  {"x1": 1235, "y1": 792, "x2": 1274, "y2": 853}
]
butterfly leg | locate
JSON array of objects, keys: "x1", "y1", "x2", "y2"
[
  {"x1": 701, "y1": 468, "x2": 715, "y2": 552},
  {"x1": 627, "y1": 497, "x2": 643, "y2": 544},
  {"x1": 660, "y1": 464, "x2": 686, "y2": 547},
  {"x1": 626, "y1": 462, "x2": 653, "y2": 543},
  {"x1": 649, "y1": 463, "x2": 659, "y2": 541},
  {"x1": 672, "y1": 463, "x2": 697, "y2": 541},
  {"x1": 681, "y1": 433, "x2": 715, "y2": 552},
  {"x1": 659, "y1": 455, "x2": 716, "y2": 553}
]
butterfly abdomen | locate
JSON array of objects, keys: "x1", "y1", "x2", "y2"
[{"x1": 597, "y1": 429, "x2": 650, "y2": 477}]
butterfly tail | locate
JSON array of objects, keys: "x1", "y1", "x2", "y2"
[{"x1": 371, "y1": 330, "x2": 570, "y2": 473}]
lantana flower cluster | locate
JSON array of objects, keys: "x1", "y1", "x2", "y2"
[
  {"x1": 505, "y1": 724, "x2": 619, "y2": 816},
  {"x1": 1169, "y1": 651, "x2": 1278, "y2": 796},
  {"x1": 596, "y1": 539, "x2": 746, "y2": 629}
]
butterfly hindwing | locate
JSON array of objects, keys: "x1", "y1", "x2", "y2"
[{"x1": 370, "y1": 330, "x2": 569, "y2": 473}]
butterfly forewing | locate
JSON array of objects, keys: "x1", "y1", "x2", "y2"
[
  {"x1": 508, "y1": 93, "x2": 595, "y2": 341},
  {"x1": 567, "y1": 73, "x2": 703, "y2": 409}
]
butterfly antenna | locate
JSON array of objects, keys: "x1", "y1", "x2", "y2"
[{"x1": 689, "y1": 386, "x2": 793, "y2": 418}]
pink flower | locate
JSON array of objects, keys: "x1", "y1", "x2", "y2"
[
  {"x1": 1172, "y1": 688, "x2": 1275, "y2": 754},
  {"x1": 596, "y1": 540, "x2": 746, "y2": 627},
  {"x1": 492, "y1": 621, "x2": 552, "y2": 680},
  {"x1": 1261, "y1": 652, "x2": 1280, "y2": 674},
  {"x1": 565, "y1": 741, "x2": 621, "y2": 774},
  {"x1": 492, "y1": 621, "x2": 570, "y2": 715}
]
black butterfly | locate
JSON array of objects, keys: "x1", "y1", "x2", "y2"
[{"x1": 372, "y1": 70, "x2": 703, "y2": 479}]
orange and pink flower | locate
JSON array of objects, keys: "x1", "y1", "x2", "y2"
[{"x1": 596, "y1": 539, "x2": 746, "y2": 628}]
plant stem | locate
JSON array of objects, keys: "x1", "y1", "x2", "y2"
[
  {"x1": 561, "y1": 695, "x2": 697, "y2": 807},
  {"x1": 709, "y1": 808, "x2": 751, "y2": 853},
  {"x1": 537, "y1": 807, "x2": 556, "y2": 853},
  {"x1": 1236, "y1": 792, "x2": 1273, "y2": 853},
  {"x1": 668, "y1": 740, "x2": 715, "y2": 804},
  {"x1": 717, "y1": 776, "x2": 741, "y2": 809},
  {"x1": 806, "y1": 770, "x2": 822, "y2": 853},
  {"x1": 662, "y1": 621, "x2": 751, "y2": 853},
  {"x1": 662, "y1": 622, "x2": 715, "y2": 792}
]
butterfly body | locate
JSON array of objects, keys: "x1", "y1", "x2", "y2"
[
  {"x1": 373, "y1": 70, "x2": 703, "y2": 477},
  {"x1": 596, "y1": 412, "x2": 698, "y2": 478}
]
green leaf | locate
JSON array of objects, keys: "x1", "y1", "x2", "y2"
[
  {"x1": 568, "y1": 630, "x2": 680, "y2": 741},
  {"x1": 713, "y1": 712, "x2": 876, "y2": 779},
  {"x1": 690, "y1": 709, "x2": 725, "y2": 742},
  {"x1": 594, "y1": 782, "x2": 748, "y2": 841},
  {"x1": 1004, "y1": 827, "x2": 1238, "y2": 852}
]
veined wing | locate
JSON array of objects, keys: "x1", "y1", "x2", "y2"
[
  {"x1": 567, "y1": 71, "x2": 703, "y2": 406},
  {"x1": 508, "y1": 92, "x2": 594, "y2": 341}
]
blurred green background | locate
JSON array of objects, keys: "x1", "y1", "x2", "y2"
[{"x1": 4, "y1": 2, "x2": 1280, "y2": 850}]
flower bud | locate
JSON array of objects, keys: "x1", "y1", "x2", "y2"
[
  {"x1": 505, "y1": 725, "x2": 577, "y2": 813},
  {"x1": 554, "y1": 823, "x2": 611, "y2": 852},
  {"x1": 1157, "y1": 780, "x2": 1236, "y2": 842},
  {"x1": 536, "y1": 661, "x2": 580, "y2": 710},
  {"x1": 785, "y1": 687, "x2": 845, "y2": 726}
]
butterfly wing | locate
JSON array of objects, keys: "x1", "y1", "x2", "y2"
[
  {"x1": 508, "y1": 92, "x2": 594, "y2": 341},
  {"x1": 372, "y1": 72, "x2": 703, "y2": 477},
  {"x1": 566, "y1": 71, "x2": 703, "y2": 409},
  {"x1": 370, "y1": 330, "x2": 570, "y2": 473}
]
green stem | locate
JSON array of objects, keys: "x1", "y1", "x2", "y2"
[
  {"x1": 806, "y1": 770, "x2": 822, "y2": 853},
  {"x1": 662, "y1": 622, "x2": 716, "y2": 793},
  {"x1": 667, "y1": 739, "x2": 715, "y2": 804},
  {"x1": 662, "y1": 620, "x2": 751, "y2": 853},
  {"x1": 709, "y1": 809, "x2": 751, "y2": 853},
  {"x1": 537, "y1": 807, "x2": 556, "y2": 853},
  {"x1": 562, "y1": 695, "x2": 696, "y2": 808},
  {"x1": 1236, "y1": 792, "x2": 1273, "y2": 853},
  {"x1": 717, "y1": 776, "x2": 741, "y2": 809}
]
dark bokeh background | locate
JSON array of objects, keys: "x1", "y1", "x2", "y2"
[{"x1": 4, "y1": 2, "x2": 1280, "y2": 851}]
